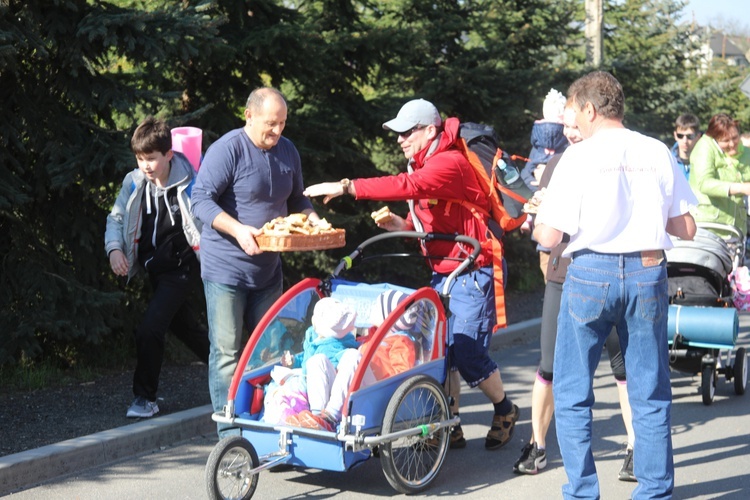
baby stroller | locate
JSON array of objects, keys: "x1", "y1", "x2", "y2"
[
  {"x1": 205, "y1": 232, "x2": 480, "y2": 499},
  {"x1": 665, "y1": 222, "x2": 747, "y2": 405}
]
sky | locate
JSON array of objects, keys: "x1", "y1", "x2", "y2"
[{"x1": 684, "y1": 0, "x2": 750, "y2": 32}]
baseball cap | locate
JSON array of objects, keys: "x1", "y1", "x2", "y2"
[
  {"x1": 312, "y1": 297, "x2": 357, "y2": 339},
  {"x1": 382, "y1": 99, "x2": 442, "y2": 133}
]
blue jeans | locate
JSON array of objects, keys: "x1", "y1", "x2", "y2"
[
  {"x1": 204, "y1": 278, "x2": 283, "y2": 437},
  {"x1": 553, "y1": 251, "x2": 673, "y2": 500}
]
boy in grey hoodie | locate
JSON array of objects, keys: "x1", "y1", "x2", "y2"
[{"x1": 105, "y1": 116, "x2": 209, "y2": 418}]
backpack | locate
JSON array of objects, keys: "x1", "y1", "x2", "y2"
[
  {"x1": 451, "y1": 122, "x2": 533, "y2": 330},
  {"x1": 458, "y1": 122, "x2": 533, "y2": 231}
]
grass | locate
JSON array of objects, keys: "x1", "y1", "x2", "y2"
[
  {"x1": 0, "y1": 334, "x2": 201, "y2": 395},
  {"x1": 0, "y1": 361, "x2": 113, "y2": 394},
  {"x1": 0, "y1": 334, "x2": 131, "y2": 394}
]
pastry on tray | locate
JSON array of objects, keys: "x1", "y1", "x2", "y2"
[{"x1": 257, "y1": 213, "x2": 345, "y2": 251}]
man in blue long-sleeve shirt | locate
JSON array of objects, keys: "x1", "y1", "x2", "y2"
[{"x1": 192, "y1": 87, "x2": 318, "y2": 437}]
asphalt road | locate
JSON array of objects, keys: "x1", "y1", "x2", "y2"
[{"x1": 4, "y1": 316, "x2": 749, "y2": 500}]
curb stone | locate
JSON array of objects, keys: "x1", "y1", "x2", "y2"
[
  {"x1": 0, "y1": 318, "x2": 542, "y2": 495},
  {"x1": 0, "y1": 404, "x2": 214, "y2": 495}
]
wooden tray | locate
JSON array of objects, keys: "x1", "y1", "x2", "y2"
[{"x1": 256, "y1": 229, "x2": 346, "y2": 252}]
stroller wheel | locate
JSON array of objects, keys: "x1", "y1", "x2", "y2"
[
  {"x1": 701, "y1": 365, "x2": 716, "y2": 406},
  {"x1": 205, "y1": 435, "x2": 259, "y2": 500},
  {"x1": 734, "y1": 347, "x2": 747, "y2": 395},
  {"x1": 380, "y1": 375, "x2": 450, "y2": 494}
]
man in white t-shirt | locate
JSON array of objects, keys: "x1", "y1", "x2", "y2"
[{"x1": 534, "y1": 71, "x2": 697, "y2": 500}]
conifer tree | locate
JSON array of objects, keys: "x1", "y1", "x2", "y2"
[
  {"x1": 602, "y1": 0, "x2": 696, "y2": 134},
  {"x1": 0, "y1": 0, "x2": 222, "y2": 365}
]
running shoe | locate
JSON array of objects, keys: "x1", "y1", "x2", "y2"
[
  {"x1": 513, "y1": 442, "x2": 547, "y2": 474},
  {"x1": 126, "y1": 396, "x2": 159, "y2": 418}
]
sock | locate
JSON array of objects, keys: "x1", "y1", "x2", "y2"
[{"x1": 493, "y1": 396, "x2": 513, "y2": 416}]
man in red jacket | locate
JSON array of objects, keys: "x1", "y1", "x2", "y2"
[{"x1": 304, "y1": 99, "x2": 518, "y2": 451}]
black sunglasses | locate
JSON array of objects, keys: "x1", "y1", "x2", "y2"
[
  {"x1": 675, "y1": 133, "x2": 695, "y2": 140},
  {"x1": 398, "y1": 125, "x2": 425, "y2": 139}
]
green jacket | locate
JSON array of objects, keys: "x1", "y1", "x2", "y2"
[{"x1": 689, "y1": 135, "x2": 750, "y2": 238}]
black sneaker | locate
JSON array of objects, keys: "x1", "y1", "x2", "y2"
[
  {"x1": 618, "y1": 447, "x2": 637, "y2": 482},
  {"x1": 513, "y1": 442, "x2": 533, "y2": 472},
  {"x1": 513, "y1": 442, "x2": 547, "y2": 474}
]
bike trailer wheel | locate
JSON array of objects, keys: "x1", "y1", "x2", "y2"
[
  {"x1": 379, "y1": 374, "x2": 450, "y2": 494},
  {"x1": 205, "y1": 435, "x2": 259, "y2": 500}
]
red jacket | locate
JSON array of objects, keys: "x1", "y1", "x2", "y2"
[{"x1": 352, "y1": 118, "x2": 492, "y2": 274}]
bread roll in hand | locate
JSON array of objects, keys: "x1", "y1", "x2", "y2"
[{"x1": 371, "y1": 206, "x2": 392, "y2": 224}]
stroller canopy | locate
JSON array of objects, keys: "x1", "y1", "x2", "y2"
[{"x1": 666, "y1": 228, "x2": 734, "y2": 278}]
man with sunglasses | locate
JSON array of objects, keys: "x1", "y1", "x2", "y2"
[
  {"x1": 671, "y1": 113, "x2": 701, "y2": 179},
  {"x1": 304, "y1": 99, "x2": 520, "y2": 452}
]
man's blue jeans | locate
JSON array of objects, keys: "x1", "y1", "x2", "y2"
[
  {"x1": 553, "y1": 251, "x2": 674, "y2": 499},
  {"x1": 204, "y1": 278, "x2": 283, "y2": 437}
]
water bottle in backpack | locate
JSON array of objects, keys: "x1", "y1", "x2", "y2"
[{"x1": 495, "y1": 158, "x2": 520, "y2": 185}]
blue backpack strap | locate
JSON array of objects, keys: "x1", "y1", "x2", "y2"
[{"x1": 185, "y1": 175, "x2": 196, "y2": 198}]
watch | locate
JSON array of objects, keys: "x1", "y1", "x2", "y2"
[{"x1": 340, "y1": 178, "x2": 351, "y2": 195}]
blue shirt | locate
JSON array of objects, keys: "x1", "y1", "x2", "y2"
[
  {"x1": 192, "y1": 128, "x2": 313, "y2": 288},
  {"x1": 671, "y1": 142, "x2": 690, "y2": 180}
]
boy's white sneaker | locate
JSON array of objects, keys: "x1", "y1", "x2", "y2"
[{"x1": 126, "y1": 396, "x2": 159, "y2": 418}]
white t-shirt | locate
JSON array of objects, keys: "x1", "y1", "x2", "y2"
[{"x1": 536, "y1": 128, "x2": 697, "y2": 258}]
